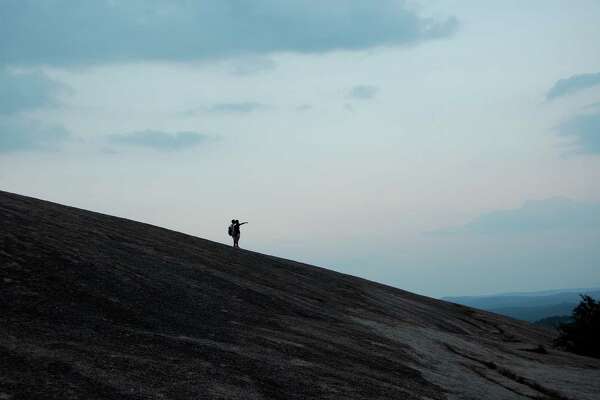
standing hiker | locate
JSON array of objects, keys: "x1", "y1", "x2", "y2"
[{"x1": 228, "y1": 219, "x2": 248, "y2": 248}]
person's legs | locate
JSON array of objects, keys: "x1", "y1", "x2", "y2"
[{"x1": 233, "y1": 234, "x2": 240, "y2": 248}]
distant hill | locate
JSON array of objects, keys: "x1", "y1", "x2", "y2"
[
  {"x1": 533, "y1": 316, "x2": 573, "y2": 329},
  {"x1": 2, "y1": 190, "x2": 600, "y2": 399},
  {"x1": 444, "y1": 288, "x2": 600, "y2": 322},
  {"x1": 490, "y1": 303, "x2": 577, "y2": 322}
]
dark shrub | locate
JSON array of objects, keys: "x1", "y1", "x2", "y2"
[{"x1": 554, "y1": 295, "x2": 600, "y2": 358}]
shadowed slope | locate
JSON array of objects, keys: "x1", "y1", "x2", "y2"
[{"x1": 1, "y1": 190, "x2": 599, "y2": 399}]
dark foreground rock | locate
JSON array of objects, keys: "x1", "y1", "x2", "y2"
[{"x1": 1, "y1": 190, "x2": 599, "y2": 399}]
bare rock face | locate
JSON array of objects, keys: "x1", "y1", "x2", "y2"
[{"x1": 1, "y1": 190, "x2": 599, "y2": 399}]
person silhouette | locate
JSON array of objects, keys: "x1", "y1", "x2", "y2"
[{"x1": 229, "y1": 219, "x2": 248, "y2": 248}]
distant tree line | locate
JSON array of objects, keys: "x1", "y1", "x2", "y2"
[{"x1": 554, "y1": 295, "x2": 600, "y2": 359}]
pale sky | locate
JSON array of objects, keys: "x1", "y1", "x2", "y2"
[{"x1": 2, "y1": 0, "x2": 600, "y2": 297}]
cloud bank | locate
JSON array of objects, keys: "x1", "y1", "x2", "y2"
[
  {"x1": 108, "y1": 130, "x2": 208, "y2": 152},
  {"x1": 558, "y1": 111, "x2": 600, "y2": 154},
  {"x1": 0, "y1": 68, "x2": 65, "y2": 114},
  {"x1": 0, "y1": 69, "x2": 70, "y2": 153},
  {"x1": 1, "y1": 0, "x2": 458, "y2": 67},
  {"x1": 433, "y1": 197, "x2": 600, "y2": 235},
  {"x1": 547, "y1": 72, "x2": 600, "y2": 100},
  {"x1": 0, "y1": 117, "x2": 70, "y2": 153}
]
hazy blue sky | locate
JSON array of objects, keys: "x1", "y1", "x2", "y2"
[{"x1": 1, "y1": 1, "x2": 599, "y2": 297}]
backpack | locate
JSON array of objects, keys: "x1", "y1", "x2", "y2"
[{"x1": 228, "y1": 224, "x2": 234, "y2": 236}]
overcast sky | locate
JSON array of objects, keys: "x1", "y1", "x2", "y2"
[{"x1": 1, "y1": 0, "x2": 600, "y2": 297}]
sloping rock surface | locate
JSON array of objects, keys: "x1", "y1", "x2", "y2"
[{"x1": 1, "y1": 190, "x2": 599, "y2": 399}]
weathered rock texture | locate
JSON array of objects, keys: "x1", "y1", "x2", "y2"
[{"x1": 1, "y1": 190, "x2": 599, "y2": 399}]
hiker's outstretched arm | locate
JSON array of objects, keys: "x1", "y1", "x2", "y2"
[{"x1": 240, "y1": 222, "x2": 248, "y2": 225}]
